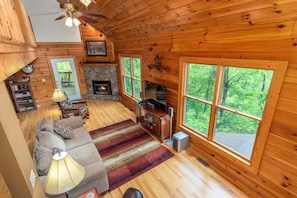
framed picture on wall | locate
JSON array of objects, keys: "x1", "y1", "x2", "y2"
[{"x1": 86, "y1": 40, "x2": 107, "y2": 56}]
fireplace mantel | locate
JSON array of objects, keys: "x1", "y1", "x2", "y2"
[{"x1": 81, "y1": 62, "x2": 118, "y2": 67}]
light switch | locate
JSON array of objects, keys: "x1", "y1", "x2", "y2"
[{"x1": 29, "y1": 169, "x2": 36, "y2": 189}]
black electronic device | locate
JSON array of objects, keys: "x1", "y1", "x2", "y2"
[
  {"x1": 168, "y1": 107, "x2": 174, "y2": 117},
  {"x1": 144, "y1": 81, "x2": 167, "y2": 111}
]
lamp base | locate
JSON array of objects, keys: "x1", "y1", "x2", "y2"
[
  {"x1": 165, "y1": 139, "x2": 173, "y2": 146},
  {"x1": 66, "y1": 192, "x2": 69, "y2": 198}
]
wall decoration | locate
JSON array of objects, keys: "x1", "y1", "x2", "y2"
[
  {"x1": 21, "y1": 64, "x2": 34, "y2": 74},
  {"x1": 86, "y1": 40, "x2": 107, "y2": 56}
]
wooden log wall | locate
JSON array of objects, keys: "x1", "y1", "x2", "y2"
[
  {"x1": 11, "y1": 24, "x2": 115, "y2": 106},
  {"x1": 80, "y1": 24, "x2": 115, "y2": 63},
  {"x1": 112, "y1": 12, "x2": 297, "y2": 198},
  {"x1": 11, "y1": 42, "x2": 86, "y2": 106},
  {"x1": 0, "y1": 0, "x2": 36, "y2": 82}
]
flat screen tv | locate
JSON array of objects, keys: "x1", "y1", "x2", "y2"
[{"x1": 144, "y1": 80, "x2": 167, "y2": 111}]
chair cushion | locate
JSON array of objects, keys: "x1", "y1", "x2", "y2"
[
  {"x1": 122, "y1": 188, "x2": 143, "y2": 198},
  {"x1": 79, "y1": 106, "x2": 88, "y2": 114}
]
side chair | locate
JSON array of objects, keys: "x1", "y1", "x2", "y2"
[{"x1": 60, "y1": 98, "x2": 89, "y2": 119}]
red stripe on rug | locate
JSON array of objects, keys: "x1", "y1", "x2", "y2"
[
  {"x1": 97, "y1": 130, "x2": 151, "y2": 158},
  {"x1": 89, "y1": 119, "x2": 135, "y2": 137},
  {"x1": 107, "y1": 146, "x2": 174, "y2": 190},
  {"x1": 90, "y1": 119, "x2": 174, "y2": 191}
]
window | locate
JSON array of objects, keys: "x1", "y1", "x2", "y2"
[
  {"x1": 120, "y1": 55, "x2": 142, "y2": 100},
  {"x1": 179, "y1": 57, "x2": 287, "y2": 170}
]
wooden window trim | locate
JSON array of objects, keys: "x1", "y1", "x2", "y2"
[
  {"x1": 178, "y1": 57, "x2": 288, "y2": 174},
  {"x1": 119, "y1": 54, "x2": 142, "y2": 100}
]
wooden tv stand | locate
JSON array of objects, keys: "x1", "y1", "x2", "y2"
[{"x1": 136, "y1": 100, "x2": 170, "y2": 142}]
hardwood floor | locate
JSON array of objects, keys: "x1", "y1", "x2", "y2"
[{"x1": 17, "y1": 99, "x2": 249, "y2": 198}]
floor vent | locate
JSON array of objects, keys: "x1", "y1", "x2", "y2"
[{"x1": 197, "y1": 157, "x2": 209, "y2": 167}]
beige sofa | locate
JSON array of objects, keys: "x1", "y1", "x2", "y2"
[{"x1": 33, "y1": 116, "x2": 109, "y2": 197}]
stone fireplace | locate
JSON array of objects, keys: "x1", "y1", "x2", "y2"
[{"x1": 83, "y1": 66, "x2": 120, "y2": 100}]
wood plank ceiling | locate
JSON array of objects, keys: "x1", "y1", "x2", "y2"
[{"x1": 57, "y1": 0, "x2": 297, "y2": 41}]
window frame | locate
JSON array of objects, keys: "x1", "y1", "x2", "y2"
[
  {"x1": 119, "y1": 54, "x2": 142, "y2": 101},
  {"x1": 178, "y1": 57, "x2": 288, "y2": 173}
]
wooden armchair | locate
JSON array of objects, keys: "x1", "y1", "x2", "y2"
[{"x1": 60, "y1": 100, "x2": 89, "y2": 119}]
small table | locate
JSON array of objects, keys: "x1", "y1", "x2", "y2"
[{"x1": 77, "y1": 188, "x2": 99, "y2": 198}]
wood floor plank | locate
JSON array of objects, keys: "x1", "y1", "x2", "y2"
[{"x1": 17, "y1": 99, "x2": 249, "y2": 198}]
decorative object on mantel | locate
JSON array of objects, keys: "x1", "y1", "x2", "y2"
[{"x1": 147, "y1": 53, "x2": 169, "y2": 72}]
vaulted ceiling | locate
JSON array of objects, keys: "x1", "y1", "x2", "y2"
[{"x1": 56, "y1": 0, "x2": 297, "y2": 41}]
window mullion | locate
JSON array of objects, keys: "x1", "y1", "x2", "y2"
[
  {"x1": 216, "y1": 105, "x2": 261, "y2": 121},
  {"x1": 130, "y1": 58, "x2": 135, "y2": 97},
  {"x1": 208, "y1": 66, "x2": 224, "y2": 141}
]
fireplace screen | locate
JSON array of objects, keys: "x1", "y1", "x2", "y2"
[{"x1": 92, "y1": 80, "x2": 112, "y2": 95}]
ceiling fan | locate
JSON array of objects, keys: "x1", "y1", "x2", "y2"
[{"x1": 55, "y1": 2, "x2": 108, "y2": 27}]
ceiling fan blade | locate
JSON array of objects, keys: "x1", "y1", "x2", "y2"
[
  {"x1": 80, "y1": 12, "x2": 108, "y2": 19},
  {"x1": 79, "y1": 15, "x2": 97, "y2": 23},
  {"x1": 55, "y1": 15, "x2": 66, "y2": 20}
]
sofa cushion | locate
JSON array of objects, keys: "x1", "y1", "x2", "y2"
[
  {"x1": 35, "y1": 146, "x2": 53, "y2": 176},
  {"x1": 38, "y1": 131, "x2": 66, "y2": 151},
  {"x1": 64, "y1": 127, "x2": 92, "y2": 150},
  {"x1": 53, "y1": 120, "x2": 74, "y2": 139},
  {"x1": 68, "y1": 143, "x2": 101, "y2": 166},
  {"x1": 58, "y1": 116, "x2": 84, "y2": 129},
  {"x1": 39, "y1": 118, "x2": 54, "y2": 132}
]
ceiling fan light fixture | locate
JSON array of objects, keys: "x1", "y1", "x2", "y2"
[
  {"x1": 73, "y1": 18, "x2": 81, "y2": 26},
  {"x1": 79, "y1": 0, "x2": 95, "y2": 7},
  {"x1": 65, "y1": 17, "x2": 73, "y2": 27}
]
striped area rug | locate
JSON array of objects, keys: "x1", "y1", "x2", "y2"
[{"x1": 90, "y1": 119, "x2": 174, "y2": 191}]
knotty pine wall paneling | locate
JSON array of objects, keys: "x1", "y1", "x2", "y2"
[
  {"x1": 12, "y1": 42, "x2": 86, "y2": 107},
  {"x1": 80, "y1": 24, "x2": 115, "y2": 63},
  {"x1": 112, "y1": 18, "x2": 297, "y2": 198}
]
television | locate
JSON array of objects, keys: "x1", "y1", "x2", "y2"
[{"x1": 144, "y1": 80, "x2": 167, "y2": 111}]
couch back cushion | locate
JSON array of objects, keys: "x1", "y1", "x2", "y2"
[
  {"x1": 38, "y1": 131, "x2": 66, "y2": 151},
  {"x1": 38, "y1": 118, "x2": 54, "y2": 133},
  {"x1": 35, "y1": 146, "x2": 53, "y2": 176}
]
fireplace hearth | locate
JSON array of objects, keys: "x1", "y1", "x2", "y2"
[{"x1": 92, "y1": 80, "x2": 112, "y2": 95}]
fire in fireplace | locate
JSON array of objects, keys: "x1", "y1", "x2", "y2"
[{"x1": 92, "y1": 80, "x2": 112, "y2": 95}]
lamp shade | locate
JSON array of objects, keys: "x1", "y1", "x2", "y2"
[
  {"x1": 52, "y1": 89, "x2": 67, "y2": 102},
  {"x1": 44, "y1": 152, "x2": 85, "y2": 195}
]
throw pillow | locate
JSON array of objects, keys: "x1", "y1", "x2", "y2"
[
  {"x1": 53, "y1": 120, "x2": 74, "y2": 139},
  {"x1": 35, "y1": 146, "x2": 53, "y2": 176}
]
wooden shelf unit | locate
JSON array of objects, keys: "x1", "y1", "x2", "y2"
[
  {"x1": 6, "y1": 77, "x2": 37, "y2": 113},
  {"x1": 136, "y1": 100, "x2": 170, "y2": 142}
]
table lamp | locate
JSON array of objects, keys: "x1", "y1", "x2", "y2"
[
  {"x1": 44, "y1": 151, "x2": 85, "y2": 198},
  {"x1": 52, "y1": 88, "x2": 67, "y2": 108}
]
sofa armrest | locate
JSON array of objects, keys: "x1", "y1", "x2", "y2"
[{"x1": 58, "y1": 116, "x2": 84, "y2": 129}]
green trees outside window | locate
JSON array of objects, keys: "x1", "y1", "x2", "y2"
[
  {"x1": 122, "y1": 56, "x2": 142, "y2": 100},
  {"x1": 184, "y1": 62, "x2": 273, "y2": 159}
]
